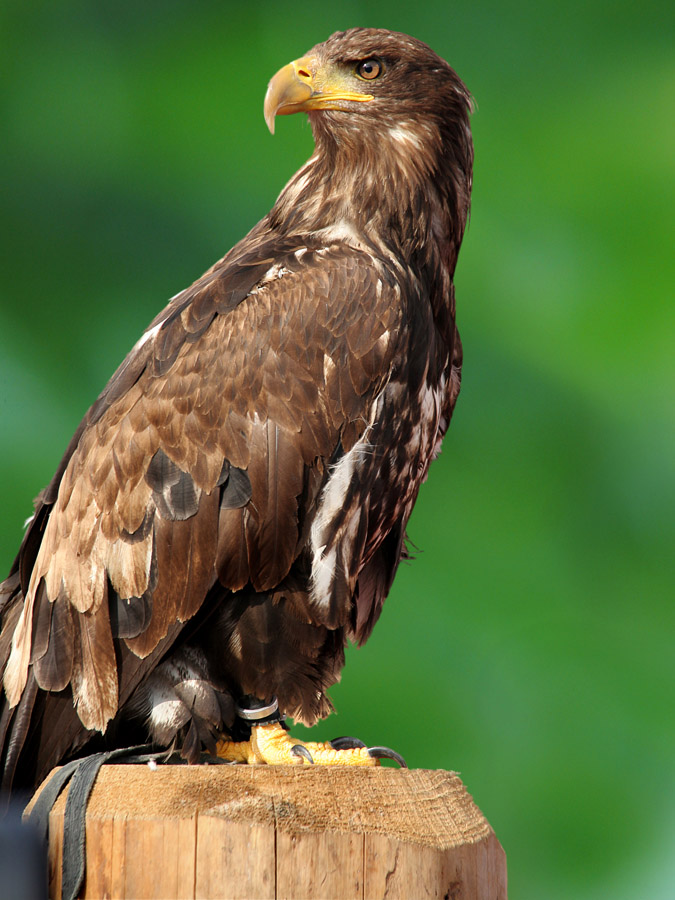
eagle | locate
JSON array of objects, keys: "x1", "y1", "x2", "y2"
[{"x1": 0, "y1": 28, "x2": 473, "y2": 794}]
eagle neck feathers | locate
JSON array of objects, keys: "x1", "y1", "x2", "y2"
[{"x1": 268, "y1": 99, "x2": 473, "y2": 332}]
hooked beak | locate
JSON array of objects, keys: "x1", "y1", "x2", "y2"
[{"x1": 264, "y1": 55, "x2": 374, "y2": 134}]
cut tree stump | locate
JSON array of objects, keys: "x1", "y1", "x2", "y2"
[{"x1": 28, "y1": 765, "x2": 507, "y2": 899}]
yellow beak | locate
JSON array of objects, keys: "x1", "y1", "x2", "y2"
[{"x1": 264, "y1": 56, "x2": 374, "y2": 134}]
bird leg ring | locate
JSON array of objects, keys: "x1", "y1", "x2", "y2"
[{"x1": 215, "y1": 697, "x2": 406, "y2": 767}]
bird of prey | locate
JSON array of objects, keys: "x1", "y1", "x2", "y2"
[{"x1": 0, "y1": 28, "x2": 473, "y2": 794}]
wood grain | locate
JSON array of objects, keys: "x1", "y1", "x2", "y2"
[
  {"x1": 195, "y1": 818, "x2": 274, "y2": 899},
  {"x1": 28, "y1": 765, "x2": 507, "y2": 899}
]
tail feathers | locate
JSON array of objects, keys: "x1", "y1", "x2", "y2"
[
  {"x1": 1, "y1": 575, "x2": 79, "y2": 796},
  {"x1": 0, "y1": 573, "x2": 22, "y2": 665},
  {"x1": 1, "y1": 674, "x2": 38, "y2": 794},
  {"x1": 1, "y1": 576, "x2": 35, "y2": 793}
]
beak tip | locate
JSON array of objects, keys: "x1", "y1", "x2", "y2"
[
  {"x1": 263, "y1": 90, "x2": 276, "y2": 135},
  {"x1": 264, "y1": 59, "x2": 316, "y2": 136},
  {"x1": 263, "y1": 82, "x2": 276, "y2": 134}
]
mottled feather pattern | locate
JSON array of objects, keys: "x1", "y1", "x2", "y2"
[
  {"x1": 5, "y1": 250, "x2": 402, "y2": 726},
  {"x1": 1, "y1": 27, "x2": 473, "y2": 792}
]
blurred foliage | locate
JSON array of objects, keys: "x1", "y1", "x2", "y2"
[{"x1": 1, "y1": 2, "x2": 673, "y2": 898}]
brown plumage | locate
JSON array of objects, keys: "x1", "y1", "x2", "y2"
[{"x1": 0, "y1": 28, "x2": 473, "y2": 793}]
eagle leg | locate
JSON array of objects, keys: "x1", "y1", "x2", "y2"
[{"x1": 214, "y1": 696, "x2": 406, "y2": 766}]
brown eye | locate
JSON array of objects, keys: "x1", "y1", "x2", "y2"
[{"x1": 356, "y1": 58, "x2": 382, "y2": 80}]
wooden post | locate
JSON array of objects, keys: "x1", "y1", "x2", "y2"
[{"x1": 28, "y1": 765, "x2": 507, "y2": 899}]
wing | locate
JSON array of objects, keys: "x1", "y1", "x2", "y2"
[{"x1": 2, "y1": 240, "x2": 404, "y2": 750}]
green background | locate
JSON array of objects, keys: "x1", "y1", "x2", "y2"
[{"x1": 1, "y1": 2, "x2": 672, "y2": 897}]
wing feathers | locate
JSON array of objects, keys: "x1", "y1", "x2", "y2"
[
  {"x1": 3, "y1": 244, "x2": 410, "y2": 747},
  {"x1": 109, "y1": 589, "x2": 153, "y2": 640},
  {"x1": 124, "y1": 487, "x2": 219, "y2": 658},
  {"x1": 245, "y1": 422, "x2": 304, "y2": 591},
  {"x1": 220, "y1": 467, "x2": 252, "y2": 510},
  {"x1": 106, "y1": 531, "x2": 154, "y2": 600},
  {"x1": 33, "y1": 593, "x2": 74, "y2": 692},
  {"x1": 3, "y1": 589, "x2": 36, "y2": 707},
  {"x1": 216, "y1": 507, "x2": 249, "y2": 590},
  {"x1": 30, "y1": 580, "x2": 52, "y2": 664},
  {"x1": 70, "y1": 589, "x2": 118, "y2": 731}
]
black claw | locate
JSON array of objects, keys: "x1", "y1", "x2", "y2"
[
  {"x1": 291, "y1": 744, "x2": 315, "y2": 764},
  {"x1": 329, "y1": 736, "x2": 367, "y2": 751},
  {"x1": 367, "y1": 746, "x2": 408, "y2": 768}
]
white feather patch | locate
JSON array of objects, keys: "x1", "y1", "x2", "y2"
[
  {"x1": 323, "y1": 354, "x2": 336, "y2": 384},
  {"x1": 311, "y1": 545, "x2": 338, "y2": 603},
  {"x1": 315, "y1": 220, "x2": 367, "y2": 250},
  {"x1": 388, "y1": 124, "x2": 423, "y2": 152},
  {"x1": 250, "y1": 263, "x2": 291, "y2": 295},
  {"x1": 309, "y1": 395, "x2": 381, "y2": 606},
  {"x1": 131, "y1": 319, "x2": 164, "y2": 354}
]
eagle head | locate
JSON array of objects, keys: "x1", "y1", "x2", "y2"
[{"x1": 265, "y1": 28, "x2": 473, "y2": 278}]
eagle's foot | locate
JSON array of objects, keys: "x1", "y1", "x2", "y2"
[{"x1": 215, "y1": 722, "x2": 405, "y2": 767}]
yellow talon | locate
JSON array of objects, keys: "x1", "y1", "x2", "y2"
[
  {"x1": 215, "y1": 722, "x2": 378, "y2": 766},
  {"x1": 300, "y1": 740, "x2": 376, "y2": 765}
]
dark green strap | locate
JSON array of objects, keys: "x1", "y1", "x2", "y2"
[
  {"x1": 26, "y1": 757, "x2": 86, "y2": 841},
  {"x1": 61, "y1": 751, "x2": 114, "y2": 900},
  {"x1": 26, "y1": 745, "x2": 232, "y2": 900},
  {"x1": 27, "y1": 745, "x2": 153, "y2": 900}
]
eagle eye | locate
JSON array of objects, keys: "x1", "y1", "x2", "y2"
[{"x1": 356, "y1": 58, "x2": 382, "y2": 80}]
